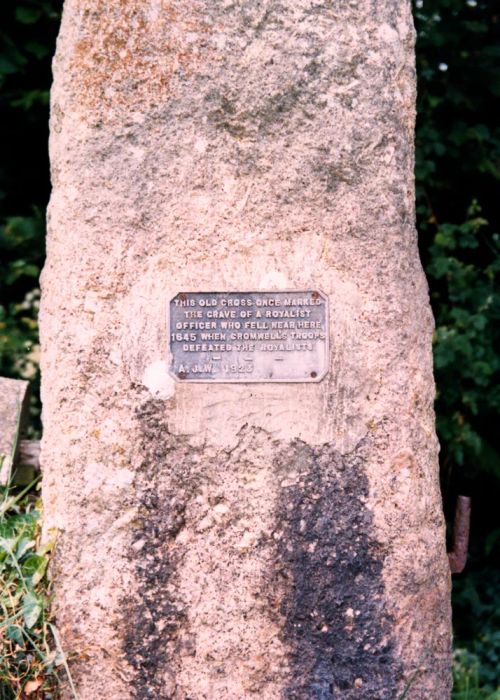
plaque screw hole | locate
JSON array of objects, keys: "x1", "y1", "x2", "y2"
[
  {"x1": 310, "y1": 371, "x2": 317, "y2": 378},
  {"x1": 312, "y1": 291, "x2": 319, "y2": 300},
  {"x1": 179, "y1": 293, "x2": 187, "y2": 302},
  {"x1": 178, "y1": 371, "x2": 187, "y2": 380}
]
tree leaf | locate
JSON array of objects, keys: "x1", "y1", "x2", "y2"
[
  {"x1": 6, "y1": 624, "x2": 24, "y2": 645},
  {"x1": 15, "y1": 7, "x2": 43, "y2": 24},
  {"x1": 22, "y1": 554, "x2": 47, "y2": 586},
  {"x1": 22, "y1": 591, "x2": 42, "y2": 629},
  {"x1": 16, "y1": 537, "x2": 35, "y2": 560}
]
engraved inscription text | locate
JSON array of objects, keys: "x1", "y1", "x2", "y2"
[{"x1": 169, "y1": 290, "x2": 329, "y2": 382}]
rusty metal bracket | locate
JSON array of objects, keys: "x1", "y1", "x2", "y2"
[{"x1": 448, "y1": 495, "x2": 471, "y2": 574}]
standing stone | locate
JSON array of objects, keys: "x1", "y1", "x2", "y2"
[
  {"x1": 0, "y1": 377, "x2": 29, "y2": 484},
  {"x1": 40, "y1": 1, "x2": 452, "y2": 698}
]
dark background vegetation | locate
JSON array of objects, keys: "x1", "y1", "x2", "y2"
[{"x1": 0, "y1": 1, "x2": 498, "y2": 696}]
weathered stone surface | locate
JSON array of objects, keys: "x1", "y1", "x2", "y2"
[
  {"x1": 0, "y1": 377, "x2": 29, "y2": 484},
  {"x1": 40, "y1": 1, "x2": 452, "y2": 698}
]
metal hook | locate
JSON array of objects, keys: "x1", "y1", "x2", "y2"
[{"x1": 448, "y1": 495, "x2": 471, "y2": 574}]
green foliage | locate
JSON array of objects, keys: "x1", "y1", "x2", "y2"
[
  {"x1": 452, "y1": 568, "x2": 500, "y2": 692},
  {"x1": 427, "y1": 202, "x2": 500, "y2": 467},
  {"x1": 0, "y1": 1, "x2": 61, "y2": 433},
  {"x1": 0, "y1": 481, "x2": 61, "y2": 699},
  {"x1": 414, "y1": 1, "x2": 500, "y2": 694},
  {"x1": 453, "y1": 648, "x2": 500, "y2": 700},
  {"x1": 452, "y1": 649, "x2": 500, "y2": 700},
  {"x1": 415, "y1": 0, "x2": 500, "y2": 475},
  {"x1": 0, "y1": 214, "x2": 43, "y2": 379}
]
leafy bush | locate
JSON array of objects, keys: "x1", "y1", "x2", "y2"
[
  {"x1": 414, "y1": 1, "x2": 500, "y2": 694},
  {"x1": 415, "y1": 0, "x2": 500, "y2": 474},
  {"x1": 0, "y1": 479, "x2": 61, "y2": 700},
  {"x1": 453, "y1": 647, "x2": 500, "y2": 700},
  {"x1": 452, "y1": 568, "x2": 500, "y2": 692},
  {"x1": 0, "y1": 214, "x2": 43, "y2": 379},
  {"x1": 0, "y1": 1, "x2": 60, "y2": 433}
]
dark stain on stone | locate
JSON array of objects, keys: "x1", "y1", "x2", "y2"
[
  {"x1": 272, "y1": 439, "x2": 403, "y2": 699},
  {"x1": 312, "y1": 157, "x2": 356, "y2": 193},
  {"x1": 123, "y1": 401, "x2": 403, "y2": 698},
  {"x1": 123, "y1": 399, "x2": 201, "y2": 700},
  {"x1": 205, "y1": 78, "x2": 311, "y2": 140},
  {"x1": 207, "y1": 92, "x2": 250, "y2": 138}
]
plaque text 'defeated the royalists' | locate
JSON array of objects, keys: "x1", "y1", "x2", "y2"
[{"x1": 169, "y1": 290, "x2": 329, "y2": 382}]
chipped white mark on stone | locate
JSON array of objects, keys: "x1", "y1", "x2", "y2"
[
  {"x1": 190, "y1": 193, "x2": 213, "y2": 213},
  {"x1": 213, "y1": 33, "x2": 227, "y2": 50},
  {"x1": 213, "y1": 503, "x2": 229, "y2": 515},
  {"x1": 142, "y1": 361, "x2": 175, "y2": 399},
  {"x1": 84, "y1": 463, "x2": 135, "y2": 497},
  {"x1": 194, "y1": 137, "x2": 208, "y2": 153},
  {"x1": 113, "y1": 468, "x2": 135, "y2": 489},
  {"x1": 84, "y1": 291, "x2": 100, "y2": 313},
  {"x1": 175, "y1": 529, "x2": 191, "y2": 545},
  {"x1": 83, "y1": 461, "x2": 106, "y2": 495},
  {"x1": 377, "y1": 23, "x2": 401, "y2": 45},
  {"x1": 128, "y1": 145, "x2": 146, "y2": 161},
  {"x1": 109, "y1": 348, "x2": 122, "y2": 365},
  {"x1": 222, "y1": 175, "x2": 238, "y2": 195},
  {"x1": 236, "y1": 530, "x2": 257, "y2": 549},
  {"x1": 196, "y1": 515, "x2": 213, "y2": 532},
  {"x1": 110, "y1": 509, "x2": 138, "y2": 532},
  {"x1": 146, "y1": 0, "x2": 162, "y2": 22}
]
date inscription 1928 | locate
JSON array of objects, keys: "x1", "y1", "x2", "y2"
[{"x1": 169, "y1": 290, "x2": 329, "y2": 383}]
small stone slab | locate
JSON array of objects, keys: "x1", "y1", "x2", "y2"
[{"x1": 0, "y1": 377, "x2": 30, "y2": 485}]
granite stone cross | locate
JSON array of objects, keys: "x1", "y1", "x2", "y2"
[{"x1": 40, "y1": 2, "x2": 452, "y2": 697}]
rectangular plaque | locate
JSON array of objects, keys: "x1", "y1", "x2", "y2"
[{"x1": 169, "y1": 290, "x2": 329, "y2": 383}]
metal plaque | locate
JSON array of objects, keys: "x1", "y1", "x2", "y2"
[{"x1": 169, "y1": 290, "x2": 329, "y2": 383}]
